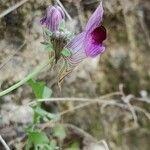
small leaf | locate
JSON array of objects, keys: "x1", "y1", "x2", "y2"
[
  {"x1": 41, "y1": 41, "x2": 53, "y2": 52},
  {"x1": 45, "y1": 44, "x2": 53, "y2": 52},
  {"x1": 40, "y1": 41, "x2": 50, "y2": 45},
  {"x1": 49, "y1": 140, "x2": 58, "y2": 150},
  {"x1": 66, "y1": 142, "x2": 80, "y2": 150},
  {"x1": 44, "y1": 28, "x2": 52, "y2": 37},
  {"x1": 25, "y1": 139, "x2": 32, "y2": 150},
  {"x1": 28, "y1": 131, "x2": 49, "y2": 145},
  {"x1": 53, "y1": 124, "x2": 66, "y2": 139},
  {"x1": 28, "y1": 79, "x2": 52, "y2": 99},
  {"x1": 59, "y1": 20, "x2": 65, "y2": 32},
  {"x1": 34, "y1": 107, "x2": 58, "y2": 120},
  {"x1": 28, "y1": 79, "x2": 44, "y2": 98},
  {"x1": 43, "y1": 86, "x2": 52, "y2": 98},
  {"x1": 61, "y1": 48, "x2": 71, "y2": 57},
  {"x1": 66, "y1": 31, "x2": 74, "y2": 39}
]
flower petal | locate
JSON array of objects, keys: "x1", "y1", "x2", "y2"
[
  {"x1": 66, "y1": 32, "x2": 87, "y2": 66},
  {"x1": 58, "y1": 32, "x2": 87, "y2": 87},
  {"x1": 84, "y1": 30, "x2": 105, "y2": 57},
  {"x1": 85, "y1": 42, "x2": 105, "y2": 57},
  {"x1": 85, "y1": 2, "x2": 104, "y2": 33},
  {"x1": 40, "y1": 6, "x2": 64, "y2": 32},
  {"x1": 55, "y1": 6, "x2": 65, "y2": 19}
]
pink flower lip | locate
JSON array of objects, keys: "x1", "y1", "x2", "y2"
[{"x1": 64, "y1": 2, "x2": 107, "y2": 65}]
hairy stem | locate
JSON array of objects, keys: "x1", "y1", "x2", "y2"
[{"x1": 0, "y1": 58, "x2": 54, "y2": 97}]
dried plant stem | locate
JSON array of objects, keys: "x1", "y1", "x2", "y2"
[
  {"x1": 63, "y1": 123, "x2": 96, "y2": 141},
  {"x1": 30, "y1": 92, "x2": 121, "y2": 103},
  {"x1": 32, "y1": 98, "x2": 114, "y2": 103},
  {"x1": 74, "y1": 1, "x2": 86, "y2": 30},
  {"x1": 41, "y1": 96, "x2": 150, "y2": 129},
  {"x1": 56, "y1": 0, "x2": 72, "y2": 20},
  {"x1": 0, "y1": 0, "x2": 29, "y2": 19},
  {"x1": 122, "y1": 95, "x2": 138, "y2": 126},
  {"x1": 0, "y1": 135, "x2": 10, "y2": 150},
  {"x1": 0, "y1": 58, "x2": 54, "y2": 97},
  {"x1": 138, "y1": 10, "x2": 150, "y2": 47}
]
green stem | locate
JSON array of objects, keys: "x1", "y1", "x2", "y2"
[{"x1": 0, "y1": 58, "x2": 54, "y2": 97}]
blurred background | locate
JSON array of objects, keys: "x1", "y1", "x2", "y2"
[{"x1": 0, "y1": 0, "x2": 150, "y2": 149}]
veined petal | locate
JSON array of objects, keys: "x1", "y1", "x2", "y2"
[
  {"x1": 84, "y1": 25, "x2": 106, "y2": 57},
  {"x1": 58, "y1": 32, "x2": 87, "y2": 87},
  {"x1": 85, "y1": 2, "x2": 104, "y2": 33},
  {"x1": 66, "y1": 32, "x2": 87, "y2": 66},
  {"x1": 55, "y1": 5, "x2": 65, "y2": 19},
  {"x1": 85, "y1": 43, "x2": 105, "y2": 57},
  {"x1": 40, "y1": 6, "x2": 55, "y2": 25},
  {"x1": 40, "y1": 6, "x2": 64, "y2": 32},
  {"x1": 58, "y1": 2, "x2": 106, "y2": 86}
]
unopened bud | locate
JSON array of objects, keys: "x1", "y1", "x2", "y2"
[{"x1": 40, "y1": 5, "x2": 65, "y2": 32}]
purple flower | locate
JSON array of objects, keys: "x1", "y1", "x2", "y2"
[
  {"x1": 66, "y1": 2, "x2": 106, "y2": 66},
  {"x1": 40, "y1": 5, "x2": 65, "y2": 32}
]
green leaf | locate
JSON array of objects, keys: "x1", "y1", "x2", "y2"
[
  {"x1": 59, "y1": 20, "x2": 65, "y2": 32},
  {"x1": 45, "y1": 44, "x2": 53, "y2": 52},
  {"x1": 28, "y1": 79, "x2": 52, "y2": 99},
  {"x1": 53, "y1": 124, "x2": 66, "y2": 139},
  {"x1": 61, "y1": 48, "x2": 71, "y2": 57},
  {"x1": 28, "y1": 131, "x2": 49, "y2": 145},
  {"x1": 66, "y1": 31, "x2": 74, "y2": 39},
  {"x1": 49, "y1": 140, "x2": 58, "y2": 150},
  {"x1": 28, "y1": 79, "x2": 44, "y2": 98},
  {"x1": 34, "y1": 107, "x2": 59, "y2": 121},
  {"x1": 41, "y1": 41, "x2": 53, "y2": 52},
  {"x1": 42, "y1": 86, "x2": 52, "y2": 98},
  {"x1": 44, "y1": 28, "x2": 52, "y2": 37},
  {"x1": 25, "y1": 139, "x2": 32, "y2": 150},
  {"x1": 66, "y1": 142, "x2": 80, "y2": 150}
]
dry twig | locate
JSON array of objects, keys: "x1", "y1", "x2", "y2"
[
  {"x1": 0, "y1": 135, "x2": 10, "y2": 150},
  {"x1": 56, "y1": 0, "x2": 72, "y2": 20},
  {"x1": 40, "y1": 94, "x2": 150, "y2": 130},
  {"x1": 0, "y1": 0, "x2": 29, "y2": 19}
]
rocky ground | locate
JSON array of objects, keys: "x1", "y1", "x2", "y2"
[{"x1": 0, "y1": 0, "x2": 150, "y2": 149}]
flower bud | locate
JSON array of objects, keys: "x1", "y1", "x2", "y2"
[{"x1": 40, "y1": 5, "x2": 65, "y2": 32}]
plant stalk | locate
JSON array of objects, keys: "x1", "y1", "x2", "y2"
[{"x1": 0, "y1": 58, "x2": 54, "y2": 97}]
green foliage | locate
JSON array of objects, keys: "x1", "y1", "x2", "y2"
[
  {"x1": 61, "y1": 48, "x2": 71, "y2": 57},
  {"x1": 60, "y1": 20, "x2": 66, "y2": 32},
  {"x1": 43, "y1": 28, "x2": 52, "y2": 37},
  {"x1": 66, "y1": 142, "x2": 80, "y2": 150},
  {"x1": 49, "y1": 140, "x2": 59, "y2": 150},
  {"x1": 45, "y1": 44, "x2": 53, "y2": 52},
  {"x1": 26, "y1": 135, "x2": 58, "y2": 150},
  {"x1": 66, "y1": 31, "x2": 74, "y2": 40},
  {"x1": 59, "y1": 20, "x2": 74, "y2": 39},
  {"x1": 25, "y1": 79, "x2": 61, "y2": 150},
  {"x1": 41, "y1": 41, "x2": 54, "y2": 52},
  {"x1": 28, "y1": 79, "x2": 52, "y2": 99},
  {"x1": 53, "y1": 124, "x2": 66, "y2": 139},
  {"x1": 32, "y1": 106, "x2": 59, "y2": 123},
  {"x1": 28, "y1": 131, "x2": 49, "y2": 145},
  {"x1": 41, "y1": 29, "x2": 54, "y2": 52}
]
